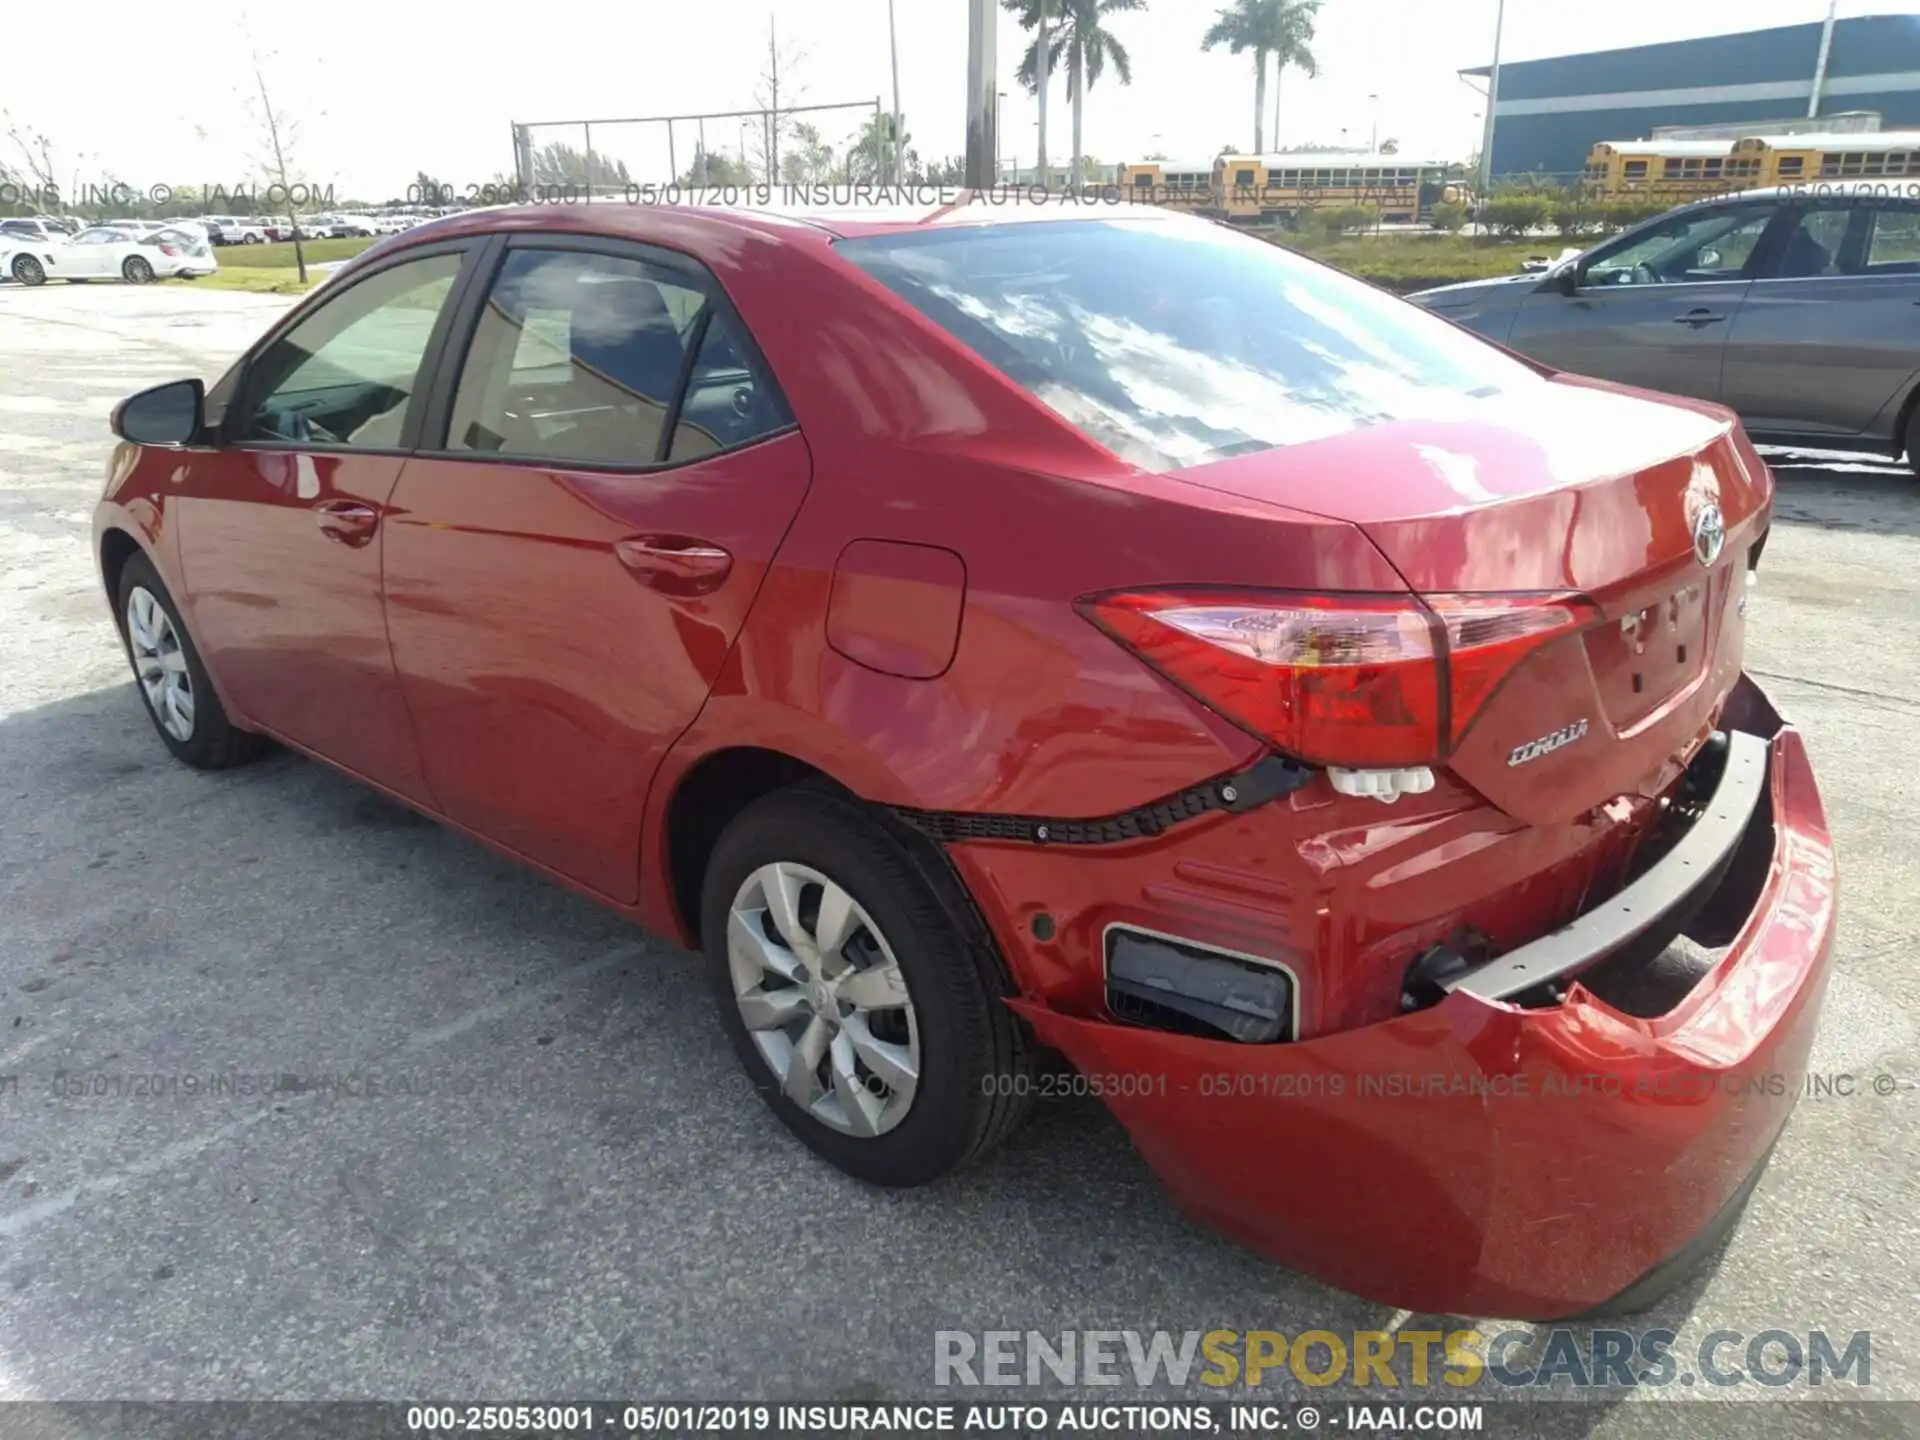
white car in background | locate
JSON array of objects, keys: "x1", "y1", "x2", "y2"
[
  {"x1": 1, "y1": 217, "x2": 70, "y2": 247},
  {"x1": 210, "y1": 216, "x2": 271, "y2": 245},
  {"x1": 48, "y1": 225, "x2": 218, "y2": 284},
  {"x1": 2, "y1": 231, "x2": 65, "y2": 286}
]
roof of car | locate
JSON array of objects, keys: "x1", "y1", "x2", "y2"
[
  {"x1": 1675, "y1": 180, "x2": 1920, "y2": 208},
  {"x1": 379, "y1": 192, "x2": 1191, "y2": 254}
]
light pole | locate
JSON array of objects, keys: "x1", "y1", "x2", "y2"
[
  {"x1": 1809, "y1": 0, "x2": 1839, "y2": 118},
  {"x1": 887, "y1": 0, "x2": 905, "y2": 182},
  {"x1": 1036, "y1": 0, "x2": 1050, "y2": 184},
  {"x1": 1369, "y1": 94, "x2": 1379, "y2": 153},
  {"x1": 1478, "y1": 0, "x2": 1506, "y2": 198},
  {"x1": 997, "y1": 91, "x2": 1007, "y2": 181}
]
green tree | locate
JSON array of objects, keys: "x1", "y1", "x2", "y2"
[
  {"x1": 675, "y1": 145, "x2": 755, "y2": 188},
  {"x1": 1202, "y1": 0, "x2": 1319, "y2": 153},
  {"x1": 917, "y1": 154, "x2": 966, "y2": 185},
  {"x1": 1003, "y1": 0, "x2": 1145, "y2": 186},
  {"x1": 782, "y1": 123, "x2": 839, "y2": 185},
  {"x1": 531, "y1": 142, "x2": 632, "y2": 190}
]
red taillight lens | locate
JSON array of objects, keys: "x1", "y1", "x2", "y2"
[
  {"x1": 1080, "y1": 590, "x2": 1594, "y2": 768},
  {"x1": 159, "y1": 243, "x2": 180, "y2": 256}
]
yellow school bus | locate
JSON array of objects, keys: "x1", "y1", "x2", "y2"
[
  {"x1": 1119, "y1": 152, "x2": 1456, "y2": 224},
  {"x1": 1764, "y1": 130, "x2": 1920, "y2": 181},
  {"x1": 1583, "y1": 131, "x2": 1920, "y2": 199},
  {"x1": 1581, "y1": 140, "x2": 1751, "y2": 202},
  {"x1": 1116, "y1": 160, "x2": 1220, "y2": 214}
]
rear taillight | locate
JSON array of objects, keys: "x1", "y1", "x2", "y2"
[
  {"x1": 1079, "y1": 590, "x2": 1595, "y2": 768},
  {"x1": 159, "y1": 243, "x2": 180, "y2": 256}
]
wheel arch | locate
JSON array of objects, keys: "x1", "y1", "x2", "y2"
[
  {"x1": 1893, "y1": 373, "x2": 1920, "y2": 462},
  {"x1": 661, "y1": 746, "x2": 840, "y2": 946},
  {"x1": 98, "y1": 525, "x2": 146, "y2": 607}
]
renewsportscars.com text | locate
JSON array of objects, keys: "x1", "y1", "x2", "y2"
[{"x1": 934, "y1": 1328, "x2": 1873, "y2": 1391}]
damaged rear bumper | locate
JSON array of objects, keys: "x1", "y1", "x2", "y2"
[{"x1": 1008, "y1": 686, "x2": 1837, "y2": 1321}]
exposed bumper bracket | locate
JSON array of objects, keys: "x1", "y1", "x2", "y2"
[
  {"x1": 891, "y1": 753, "x2": 1313, "y2": 848},
  {"x1": 1445, "y1": 729, "x2": 1770, "y2": 1003}
]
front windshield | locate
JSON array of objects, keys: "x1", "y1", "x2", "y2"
[{"x1": 837, "y1": 218, "x2": 1540, "y2": 473}]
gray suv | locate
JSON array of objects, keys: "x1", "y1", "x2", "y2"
[{"x1": 1412, "y1": 185, "x2": 1920, "y2": 472}]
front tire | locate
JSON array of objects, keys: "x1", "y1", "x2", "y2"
[
  {"x1": 702, "y1": 786, "x2": 1032, "y2": 1187},
  {"x1": 11, "y1": 254, "x2": 45, "y2": 286},
  {"x1": 122, "y1": 255, "x2": 155, "y2": 284},
  {"x1": 115, "y1": 553, "x2": 267, "y2": 769}
]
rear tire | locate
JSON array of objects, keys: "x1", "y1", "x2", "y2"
[
  {"x1": 115, "y1": 553, "x2": 268, "y2": 770},
  {"x1": 701, "y1": 785, "x2": 1032, "y2": 1187},
  {"x1": 10, "y1": 254, "x2": 45, "y2": 286},
  {"x1": 122, "y1": 256, "x2": 154, "y2": 284}
]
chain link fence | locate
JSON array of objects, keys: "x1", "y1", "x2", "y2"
[{"x1": 506, "y1": 101, "x2": 900, "y2": 202}]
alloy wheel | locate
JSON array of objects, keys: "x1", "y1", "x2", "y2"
[
  {"x1": 13, "y1": 255, "x2": 44, "y2": 286},
  {"x1": 125, "y1": 586, "x2": 194, "y2": 742},
  {"x1": 727, "y1": 861, "x2": 921, "y2": 1138}
]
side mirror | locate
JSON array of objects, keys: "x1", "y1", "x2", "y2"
[
  {"x1": 1548, "y1": 265, "x2": 1580, "y2": 296},
  {"x1": 110, "y1": 378, "x2": 206, "y2": 447}
]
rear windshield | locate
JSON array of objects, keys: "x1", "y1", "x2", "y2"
[{"x1": 837, "y1": 219, "x2": 1540, "y2": 472}]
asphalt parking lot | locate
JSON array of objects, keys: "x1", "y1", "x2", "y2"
[{"x1": 0, "y1": 283, "x2": 1916, "y2": 1436}]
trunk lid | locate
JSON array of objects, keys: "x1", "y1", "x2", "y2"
[{"x1": 1170, "y1": 377, "x2": 1773, "y2": 824}]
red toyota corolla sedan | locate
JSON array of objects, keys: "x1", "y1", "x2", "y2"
[{"x1": 94, "y1": 199, "x2": 1835, "y2": 1320}]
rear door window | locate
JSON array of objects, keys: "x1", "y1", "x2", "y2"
[
  {"x1": 837, "y1": 218, "x2": 1539, "y2": 473},
  {"x1": 444, "y1": 247, "x2": 791, "y2": 467},
  {"x1": 1762, "y1": 204, "x2": 1863, "y2": 278}
]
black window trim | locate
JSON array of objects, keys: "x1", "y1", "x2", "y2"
[
  {"x1": 410, "y1": 230, "x2": 798, "y2": 476},
  {"x1": 220, "y1": 238, "x2": 489, "y2": 458}
]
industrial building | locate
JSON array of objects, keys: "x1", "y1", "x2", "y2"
[{"x1": 1466, "y1": 11, "x2": 1920, "y2": 179}]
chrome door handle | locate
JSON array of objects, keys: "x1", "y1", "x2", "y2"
[
  {"x1": 613, "y1": 535, "x2": 733, "y2": 595},
  {"x1": 313, "y1": 499, "x2": 379, "y2": 547}
]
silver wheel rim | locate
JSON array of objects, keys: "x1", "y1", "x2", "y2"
[
  {"x1": 125, "y1": 587, "x2": 194, "y2": 742},
  {"x1": 16, "y1": 258, "x2": 41, "y2": 284},
  {"x1": 127, "y1": 259, "x2": 150, "y2": 282},
  {"x1": 728, "y1": 862, "x2": 920, "y2": 1138}
]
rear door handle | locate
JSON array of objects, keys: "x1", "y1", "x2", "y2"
[
  {"x1": 1673, "y1": 308, "x2": 1727, "y2": 326},
  {"x1": 614, "y1": 535, "x2": 733, "y2": 595},
  {"x1": 313, "y1": 499, "x2": 379, "y2": 547}
]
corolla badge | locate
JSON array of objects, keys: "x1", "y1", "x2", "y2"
[
  {"x1": 1692, "y1": 501, "x2": 1726, "y2": 566},
  {"x1": 1508, "y1": 718, "x2": 1589, "y2": 768}
]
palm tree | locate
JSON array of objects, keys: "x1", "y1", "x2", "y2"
[
  {"x1": 1202, "y1": 0, "x2": 1320, "y2": 154},
  {"x1": 1003, "y1": 0, "x2": 1145, "y2": 187}
]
